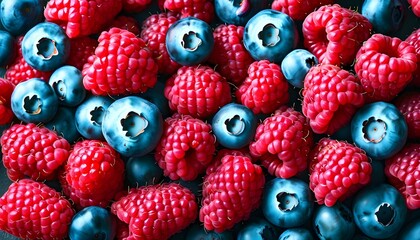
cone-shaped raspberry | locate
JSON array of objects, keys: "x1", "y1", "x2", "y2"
[
  {"x1": 272, "y1": 0, "x2": 334, "y2": 21},
  {"x1": 394, "y1": 91, "x2": 420, "y2": 141},
  {"x1": 0, "y1": 78, "x2": 14, "y2": 125},
  {"x1": 163, "y1": 0, "x2": 214, "y2": 23},
  {"x1": 405, "y1": 28, "x2": 420, "y2": 87}
]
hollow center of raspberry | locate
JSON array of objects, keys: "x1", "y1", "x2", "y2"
[
  {"x1": 375, "y1": 203, "x2": 395, "y2": 227},
  {"x1": 120, "y1": 111, "x2": 148, "y2": 138},
  {"x1": 181, "y1": 31, "x2": 202, "y2": 51},
  {"x1": 36, "y1": 38, "x2": 59, "y2": 60},
  {"x1": 258, "y1": 24, "x2": 280, "y2": 47},
  {"x1": 52, "y1": 80, "x2": 66, "y2": 101},
  {"x1": 224, "y1": 115, "x2": 245, "y2": 135},
  {"x1": 362, "y1": 117, "x2": 387, "y2": 143},
  {"x1": 90, "y1": 106, "x2": 105, "y2": 126},
  {"x1": 276, "y1": 192, "x2": 298, "y2": 211},
  {"x1": 23, "y1": 95, "x2": 42, "y2": 115}
]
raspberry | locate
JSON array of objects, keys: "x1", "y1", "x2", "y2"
[
  {"x1": 302, "y1": 64, "x2": 365, "y2": 135},
  {"x1": 111, "y1": 183, "x2": 198, "y2": 240},
  {"x1": 355, "y1": 33, "x2": 417, "y2": 102},
  {"x1": 66, "y1": 37, "x2": 97, "y2": 71},
  {"x1": 44, "y1": 0, "x2": 123, "y2": 38},
  {"x1": 0, "y1": 123, "x2": 70, "y2": 181},
  {"x1": 163, "y1": 0, "x2": 214, "y2": 23},
  {"x1": 106, "y1": 15, "x2": 141, "y2": 36},
  {"x1": 122, "y1": 0, "x2": 152, "y2": 13},
  {"x1": 140, "y1": 13, "x2": 180, "y2": 75},
  {"x1": 394, "y1": 91, "x2": 420, "y2": 141},
  {"x1": 0, "y1": 78, "x2": 14, "y2": 125},
  {"x1": 0, "y1": 179, "x2": 74, "y2": 240},
  {"x1": 249, "y1": 106, "x2": 314, "y2": 179},
  {"x1": 200, "y1": 154, "x2": 265, "y2": 232},
  {"x1": 309, "y1": 138, "x2": 372, "y2": 207},
  {"x1": 302, "y1": 4, "x2": 372, "y2": 66},
  {"x1": 207, "y1": 24, "x2": 254, "y2": 86},
  {"x1": 207, "y1": 148, "x2": 253, "y2": 175},
  {"x1": 271, "y1": 0, "x2": 334, "y2": 21},
  {"x1": 405, "y1": 28, "x2": 420, "y2": 87},
  {"x1": 164, "y1": 65, "x2": 232, "y2": 119},
  {"x1": 155, "y1": 114, "x2": 216, "y2": 181},
  {"x1": 236, "y1": 60, "x2": 289, "y2": 115},
  {"x1": 82, "y1": 27, "x2": 158, "y2": 96},
  {"x1": 61, "y1": 140, "x2": 125, "y2": 209},
  {"x1": 408, "y1": 0, "x2": 420, "y2": 17},
  {"x1": 385, "y1": 143, "x2": 420, "y2": 210}
]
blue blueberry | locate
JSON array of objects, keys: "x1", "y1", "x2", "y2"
[
  {"x1": 313, "y1": 203, "x2": 356, "y2": 240},
  {"x1": 137, "y1": 78, "x2": 171, "y2": 118},
  {"x1": 262, "y1": 177, "x2": 314, "y2": 228},
  {"x1": 278, "y1": 228, "x2": 314, "y2": 240},
  {"x1": 399, "y1": 217, "x2": 420, "y2": 240},
  {"x1": 49, "y1": 65, "x2": 86, "y2": 107},
  {"x1": 166, "y1": 17, "x2": 214, "y2": 66},
  {"x1": 0, "y1": 0, "x2": 44, "y2": 36},
  {"x1": 69, "y1": 206, "x2": 116, "y2": 240},
  {"x1": 362, "y1": 0, "x2": 404, "y2": 34},
  {"x1": 44, "y1": 107, "x2": 80, "y2": 144},
  {"x1": 237, "y1": 217, "x2": 281, "y2": 240},
  {"x1": 214, "y1": 0, "x2": 269, "y2": 26},
  {"x1": 351, "y1": 101, "x2": 408, "y2": 160},
  {"x1": 0, "y1": 30, "x2": 16, "y2": 66},
  {"x1": 281, "y1": 49, "x2": 318, "y2": 88},
  {"x1": 125, "y1": 154, "x2": 164, "y2": 187},
  {"x1": 352, "y1": 184, "x2": 407, "y2": 239},
  {"x1": 243, "y1": 9, "x2": 298, "y2": 63},
  {"x1": 185, "y1": 222, "x2": 234, "y2": 240},
  {"x1": 22, "y1": 22, "x2": 70, "y2": 71},
  {"x1": 11, "y1": 78, "x2": 58, "y2": 123}
]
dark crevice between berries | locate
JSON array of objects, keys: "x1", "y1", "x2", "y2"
[
  {"x1": 362, "y1": 117, "x2": 387, "y2": 143},
  {"x1": 260, "y1": 225, "x2": 278, "y2": 240},
  {"x1": 23, "y1": 95, "x2": 42, "y2": 115},
  {"x1": 181, "y1": 31, "x2": 202, "y2": 52},
  {"x1": 392, "y1": 5, "x2": 404, "y2": 26},
  {"x1": 224, "y1": 115, "x2": 245, "y2": 135},
  {"x1": 93, "y1": 232, "x2": 106, "y2": 240},
  {"x1": 120, "y1": 111, "x2": 148, "y2": 138},
  {"x1": 305, "y1": 57, "x2": 317, "y2": 69},
  {"x1": 234, "y1": 0, "x2": 250, "y2": 16},
  {"x1": 258, "y1": 24, "x2": 280, "y2": 47},
  {"x1": 36, "y1": 38, "x2": 59, "y2": 60},
  {"x1": 338, "y1": 204, "x2": 352, "y2": 222},
  {"x1": 315, "y1": 224, "x2": 322, "y2": 237},
  {"x1": 375, "y1": 203, "x2": 395, "y2": 227},
  {"x1": 276, "y1": 192, "x2": 298, "y2": 211},
  {"x1": 90, "y1": 106, "x2": 105, "y2": 126},
  {"x1": 52, "y1": 80, "x2": 66, "y2": 101}
]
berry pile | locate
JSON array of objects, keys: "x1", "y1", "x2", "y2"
[{"x1": 0, "y1": 0, "x2": 419, "y2": 239}]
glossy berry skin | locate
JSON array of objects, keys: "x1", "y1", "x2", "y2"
[
  {"x1": 212, "y1": 103, "x2": 257, "y2": 149},
  {"x1": 214, "y1": 0, "x2": 268, "y2": 26},
  {"x1": 166, "y1": 17, "x2": 214, "y2": 66},
  {"x1": 11, "y1": 78, "x2": 58, "y2": 123},
  {"x1": 362, "y1": 0, "x2": 404, "y2": 34},
  {"x1": 49, "y1": 65, "x2": 86, "y2": 107},
  {"x1": 352, "y1": 184, "x2": 407, "y2": 239},
  {"x1": 278, "y1": 228, "x2": 314, "y2": 240},
  {"x1": 101, "y1": 96, "x2": 163, "y2": 157},
  {"x1": 351, "y1": 101, "x2": 408, "y2": 160},
  {"x1": 243, "y1": 9, "x2": 298, "y2": 63},
  {"x1": 0, "y1": 30, "x2": 16, "y2": 66},
  {"x1": 237, "y1": 218, "x2": 281, "y2": 240},
  {"x1": 313, "y1": 203, "x2": 356, "y2": 240},
  {"x1": 44, "y1": 107, "x2": 80, "y2": 144},
  {"x1": 0, "y1": 0, "x2": 43, "y2": 36},
  {"x1": 185, "y1": 222, "x2": 234, "y2": 240},
  {"x1": 125, "y1": 155, "x2": 164, "y2": 187},
  {"x1": 21, "y1": 22, "x2": 70, "y2": 71},
  {"x1": 399, "y1": 218, "x2": 420, "y2": 240},
  {"x1": 69, "y1": 206, "x2": 117, "y2": 240},
  {"x1": 262, "y1": 178, "x2": 314, "y2": 228},
  {"x1": 0, "y1": 78, "x2": 15, "y2": 125},
  {"x1": 281, "y1": 49, "x2": 318, "y2": 88}
]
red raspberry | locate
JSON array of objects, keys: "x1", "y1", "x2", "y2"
[
  {"x1": 408, "y1": 0, "x2": 420, "y2": 17},
  {"x1": 82, "y1": 28, "x2": 158, "y2": 96},
  {"x1": 44, "y1": 0, "x2": 123, "y2": 38},
  {"x1": 207, "y1": 24, "x2": 254, "y2": 86},
  {"x1": 0, "y1": 78, "x2": 14, "y2": 125},
  {"x1": 66, "y1": 37, "x2": 97, "y2": 71},
  {"x1": 111, "y1": 183, "x2": 198, "y2": 240},
  {"x1": 164, "y1": 65, "x2": 232, "y2": 119},
  {"x1": 106, "y1": 15, "x2": 141, "y2": 36},
  {"x1": 207, "y1": 148, "x2": 253, "y2": 175},
  {"x1": 140, "y1": 13, "x2": 180, "y2": 75},
  {"x1": 236, "y1": 60, "x2": 289, "y2": 115},
  {"x1": 394, "y1": 91, "x2": 420, "y2": 141},
  {"x1": 61, "y1": 140, "x2": 125, "y2": 209},
  {"x1": 115, "y1": 219, "x2": 130, "y2": 240},
  {"x1": 309, "y1": 138, "x2": 372, "y2": 207},
  {"x1": 163, "y1": 0, "x2": 215, "y2": 23},
  {"x1": 405, "y1": 28, "x2": 420, "y2": 87},
  {"x1": 122, "y1": 0, "x2": 152, "y2": 13},
  {"x1": 200, "y1": 154, "x2": 265, "y2": 232},
  {"x1": 249, "y1": 106, "x2": 314, "y2": 179},
  {"x1": 155, "y1": 114, "x2": 216, "y2": 181},
  {"x1": 0, "y1": 123, "x2": 70, "y2": 181},
  {"x1": 355, "y1": 33, "x2": 417, "y2": 102},
  {"x1": 271, "y1": 0, "x2": 334, "y2": 21},
  {"x1": 302, "y1": 4, "x2": 372, "y2": 66},
  {"x1": 0, "y1": 179, "x2": 74, "y2": 240},
  {"x1": 385, "y1": 143, "x2": 420, "y2": 210}
]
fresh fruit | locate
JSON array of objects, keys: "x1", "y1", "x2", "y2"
[
  {"x1": 137, "y1": 78, "x2": 171, "y2": 118},
  {"x1": 278, "y1": 228, "x2": 314, "y2": 240},
  {"x1": 163, "y1": 0, "x2": 215, "y2": 23},
  {"x1": 44, "y1": 106, "x2": 80, "y2": 144},
  {"x1": 122, "y1": 0, "x2": 152, "y2": 13},
  {"x1": 313, "y1": 203, "x2": 356, "y2": 240},
  {"x1": 49, "y1": 65, "x2": 86, "y2": 107},
  {"x1": 408, "y1": 0, "x2": 420, "y2": 16},
  {"x1": 65, "y1": 37, "x2": 97, "y2": 71},
  {"x1": 0, "y1": 0, "x2": 44, "y2": 36},
  {"x1": 0, "y1": 30, "x2": 16, "y2": 66},
  {"x1": 399, "y1": 217, "x2": 420, "y2": 240},
  {"x1": 271, "y1": 0, "x2": 334, "y2": 21},
  {"x1": 394, "y1": 91, "x2": 420, "y2": 140},
  {"x1": 214, "y1": 0, "x2": 268, "y2": 26},
  {"x1": 405, "y1": 28, "x2": 420, "y2": 87},
  {"x1": 0, "y1": 78, "x2": 14, "y2": 125},
  {"x1": 281, "y1": 49, "x2": 318, "y2": 89},
  {"x1": 361, "y1": 0, "x2": 405, "y2": 34},
  {"x1": 236, "y1": 217, "x2": 280, "y2": 240},
  {"x1": 125, "y1": 154, "x2": 164, "y2": 187},
  {"x1": 185, "y1": 222, "x2": 234, "y2": 240}
]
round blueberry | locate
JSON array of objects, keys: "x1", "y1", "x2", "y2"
[
  {"x1": 281, "y1": 49, "x2": 318, "y2": 88},
  {"x1": 214, "y1": 0, "x2": 269, "y2": 26},
  {"x1": 125, "y1": 155, "x2": 164, "y2": 187},
  {"x1": 49, "y1": 65, "x2": 86, "y2": 107},
  {"x1": 166, "y1": 17, "x2": 214, "y2": 66},
  {"x1": 352, "y1": 184, "x2": 407, "y2": 239},
  {"x1": 137, "y1": 79, "x2": 171, "y2": 118},
  {"x1": 22, "y1": 22, "x2": 70, "y2": 71},
  {"x1": 362, "y1": 0, "x2": 404, "y2": 34},
  {"x1": 278, "y1": 228, "x2": 314, "y2": 240},
  {"x1": 11, "y1": 78, "x2": 58, "y2": 123},
  {"x1": 351, "y1": 101, "x2": 408, "y2": 160},
  {"x1": 0, "y1": 0, "x2": 44, "y2": 36},
  {"x1": 185, "y1": 222, "x2": 234, "y2": 240},
  {"x1": 237, "y1": 218, "x2": 281, "y2": 240},
  {"x1": 44, "y1": 107, "x2": 80, "y2": 144},
  {"x1": 69, "y1": 206, "x2": 116, "y2": 240},
  {"x1": 0, "y1": 30, "x2": 16, "y2": 66},
  {"x1": 243, "y1": 9, "x2": 298, "y2": 63},
  {"x1": 313, "y1": 203, "x2": 356, "y2": 240},
  {"x1": 102, "y1": 96, "x2": 163, "y2": 157},
  {"x1": 399, "y1": 217, "x2": 420, "y2": 240}
]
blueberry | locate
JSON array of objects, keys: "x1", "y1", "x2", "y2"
[
  {"x1": 399, "y1": 217, "x2": 420, "y2": 240},
  {"x1": 0, "y1": 0, "x2": 44, "y2": 36},
  {"x1": 137, "y1": 78, "x2": 171, "y2": 118},
  {"x1": 351, "y1": 101, "x2": 408, "y2": 160},
  {"x1": 44, "y1": 107, "x2": 80, "y2": 144},
  {"x1": 352, "y1": 184, "x2": 407, "y2": 239},
  {"x1": 214, "y1": 0, "x2": 269, "y2": 26},
  {"x1": 362, "y1": 0, "x2": 404, "y2": 34},
  {"x1": 237, "y1": 217, "x2": 281, "y2": 240},
  {"x1": 243, "y1": 9, "x2": 298, "y2": 63},
  {"x1": 22, "y1": 22, "x2": 70, "y2": 71},
  {"x1": 185, "y1": 222, "x2": 234, "y2": 240},
  {"x1": 281, "y1": 49, "x2": 318, "y2": 88},
  {"x1": 11, "y1": 78, "x2": 58, "y2": 123},
  {"x1": 125, "y1": 154, "x2": 164, "y2": 187},
  {"x1": 262, "y1": 177, "x2": 314, "y2": 228},
  {"x1": 313, "y1": 203, "x2": 356, "y2": 240},
  {"x1": 166, "y1": 17, "x2": 214, "y2": 66},
  {"x1": 278, "y1": 228, "x2": 314, "y2": 240},
  {"x1": 0, "y1": 30, "x2": 16, "y2": 66},
  {"x1": 49, "y1": 65, "x2": 86, "y2": 107}
]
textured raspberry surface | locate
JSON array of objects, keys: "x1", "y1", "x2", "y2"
[
  {"x1": 106, "y1": 15, "x2": 141, "y2": 36},
  {"x1": 155, "y1": 114, "x2": 216, "y2": 181},
  {"x1": 122, "y1": 0, "x2": 152, "y2": 13},
  {"x1": 61, "y1": 140, "x2": 125, "y2": 209},
  {"x1": 408, "y1": 0, "x2": 420, "y2": 17},
  {"x1": 385, "y1": 143, "x2": 420, "y2": 210},
  {"x1": 309, "y1": 138, "x2": 372, "y2": 207},
  {"x1": 66, "y1": 37, "x2": 97, "y2": 71},
  {"x1": 164, "y1": 65, "x2": 232, "y2": 119},
  {"x1": 140, "y1": 13, "x2": 180, "y2": 75},
  {"x1": 0, "y1": 78, "x2": 14, "y2": 125},
  {"x1": 394, "y1": 91, "x2": 420, "y2": 140},
  {"x1": 405, "y1": 28, "x2": 420, "y2": 87},
  {"x1": 208, "y1": 24, "x2": 254, "y2": 86},
  {"x1": 355, "y1": 34, "x2": 418, "y2": 102},
  {"x1": 82, "y1": 28, "x2": 158, "y2": 96},
  {"x1": 303, "y1": 64, "x2": 365, "y2": 135},
  {"x1": 44, "y1": 0, "x2": 123, "y2": 38},
  {"x1": 0, "y1": 179, "x2": 74, "y2": 240},
  {"x1": 236, "y1": 60, "x2": 289, "y2": 114},
  {"x1": 302, "y1": 4, "x2": 372, "y2": 66},
  {"x1": 200, "y1": 154, "x2": 265, "y2": 232},
  {"x1": 111, "y1": 183, "x2": 198, "y2": 240},
  {"x1": 163, "y1": 0, "x2": 214, "y2": 23},
  {"x1": 0, "y1": 123, "x2": 70, "y2": 181},
  {"x1": 272, "y1": 0, "x2": 334, "y2": 20},
  {"x1": 249, "y1": 106, "x2": 314, "y2": 179},
  {"x1": 207, "y1": 148, "x2": 253, "y2": 175}
]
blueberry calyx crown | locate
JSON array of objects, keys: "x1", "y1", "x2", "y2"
[
  {"x1": 51, "y1": 80, "x2": 66, "y2": 101},
  {"x1": 36, "y1": 38, "x2": 58, "y2": 60},
  {"x1": 181, "y1": 31, "x2": 202, "y2": 52},
  {"x1": 90, "y1": 107, "x2": 105, "y2": 126},
  {"x1": 277, "y1": 192, "x2": 298, "y2": 211},
  {"x1": 224, "y1": 115, "x2": 245, "y2": 135},
  {"x1": 121, "y1": 111, "x2": 149, "y2": 138},
  {"x1": 375, "y1": 203, "x2": 395, "y2": 227},
  {"x1": 258, "y1": 24, "x2": 280, "y2": 47},
  {"x1": 362, "y1": 116, "x2": 387, "y2": 143},
  {"x1": 23, "y1": 95, "x2": 42, "y2": 115}
]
